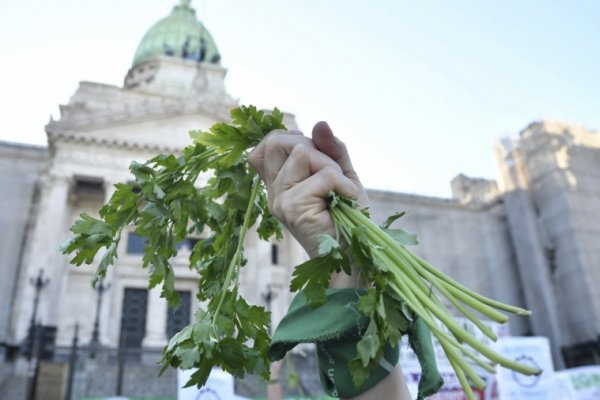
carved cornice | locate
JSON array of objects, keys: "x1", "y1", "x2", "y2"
[
  {"x1": 45, "y1": 100, "x2": 235, "y2": 153},
  {"x1": 367, "y1": 188, "x2": 503, "y2": 212}
]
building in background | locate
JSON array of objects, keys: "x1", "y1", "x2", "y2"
[{"x1": 1, "y1": 0, "x2": 599, "y2": 398}]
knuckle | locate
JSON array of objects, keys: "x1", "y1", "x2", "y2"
[
  {"x1": 270, "y1": 195, "x2": 285, "y2": 220},
  {"x1": 289, "y1": 143, "x2": 311, "y2": 160},
  {"x1": 320, "y1": 165, "x2": 339, "y2": 180},
  {"x1": 263, "y1": 133, "x2": 281, "y2": 151},
  {"x1": 271, "y1": 193, "x2": 299, "y2": 226}
]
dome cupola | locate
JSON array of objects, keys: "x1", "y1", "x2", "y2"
[{"x1": 132, "y1": 0, "x2": 220, "y2": 66}]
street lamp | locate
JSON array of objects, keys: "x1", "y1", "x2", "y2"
[
  {"x1": 89, "y1": 278, "x2": 110, "y2": 358},
  {"x1": 25, "y1": 269, "x2": 49, "y2": 359},
  {"x1": 261, "y1": 285, "x2": 276, "y2": 311}
]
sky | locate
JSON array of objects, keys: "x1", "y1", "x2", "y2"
[{"x1": 1, "y1": 0, "x2": 599, "y2": 198}]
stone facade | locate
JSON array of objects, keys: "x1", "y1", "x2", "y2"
[
  {"x1": 496, "y1": 121, "x2": 600, "y2": 367},
  {"x1": 0, "y1": 142, "x2": 48, "y2": 364}
]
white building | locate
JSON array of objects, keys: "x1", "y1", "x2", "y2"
[{"x1": 1, "y1": 0, "x2": 599, "y2": 398}]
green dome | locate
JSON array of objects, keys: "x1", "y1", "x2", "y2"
[{"x1": 132, "y1": 0, "x2": 220, "y2": 66}]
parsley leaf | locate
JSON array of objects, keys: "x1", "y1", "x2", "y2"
[{"x1": 289, "y1": 235, "x2": 350, "y2": 308}]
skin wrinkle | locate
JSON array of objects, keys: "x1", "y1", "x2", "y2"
[{"x1": 254, "y1": 133, "x2": 358, "y2": 257}]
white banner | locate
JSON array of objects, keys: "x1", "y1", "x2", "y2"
[
  {"x1": 400, "y1": 317, "x2": 508, "y2": 399},
  {"x1": 494, "y1": 337, "x2": 554, "y2": 400},
  {"x1": 177, "y1": 368, "x2": 250, "y2": 400},
  {"x1": 403, "y1": 364, "x2": 497, "y2": 400},
  {"x1": 554, "y1": 366, "x2": 600, "y2": 400}
]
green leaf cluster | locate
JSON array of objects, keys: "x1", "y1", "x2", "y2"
[
  {"x1": 61, "y1": 105, "x2": 284, "y2": 384},
  {"x1": 289, "y1": 235, "x2": 351, "y2": 308},
  {"x1": 161, "y1": 290, "x2": 271, "y2": 387}
]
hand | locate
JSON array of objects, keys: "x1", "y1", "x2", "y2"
[
  {"x1": 248, "y1": 122, "x2": 368, "y2": 259},
  {"x1": 250, "y1": 123, "x2": 410, "y2": 400}
]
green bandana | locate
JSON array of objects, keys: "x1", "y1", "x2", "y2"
[{"x1": 269, "y1": 288, "x2": 443, "y2": 399}]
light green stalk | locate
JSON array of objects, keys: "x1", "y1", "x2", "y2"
[{"x1": 212, "y1": 174, "x2": 261, "y2": 325}]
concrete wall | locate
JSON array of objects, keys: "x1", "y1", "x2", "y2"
[
  {"x1": 518, "y1": 123, "x2": 600, "y2": 346},
  {"x1": 367, "y1": 189, "x2": 528, "y2": 335},
  {"x1": 0, "y1": 142, "x2": 47, "y2": 353},
  {"x1": 567, "y1": 146, "x2": 600, "y2": 340}
]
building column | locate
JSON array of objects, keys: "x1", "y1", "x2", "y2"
[
  {"x1": 98, "y1": 178, "x2": 119, "y2": 346},
  {"x1": 12, "y1": 173, "x2": 71, "y2": 342},
  {"x1": 495, "y1": 141, "x2": 565, "y2": 369},
  {"x1": 142, "y1": 287, "x2": 167, "y2": 348}
]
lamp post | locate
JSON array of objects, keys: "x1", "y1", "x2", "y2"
[
  {"x1": 26, "y1": 269, "x2": 49, "y2": 360},
  {"x1": 89, "y1": 278, "x2": 110, "y2": 358},
  {"x1": 261, "y1": 285, "x2": 276, "y2": 312},
  {"x1": 24, "y1": 269, "x2": 49, "y2": 400}
]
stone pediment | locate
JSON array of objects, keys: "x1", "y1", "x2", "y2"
[{"x1": 46, "y1": 99, "x2": 236, "y2": 152}]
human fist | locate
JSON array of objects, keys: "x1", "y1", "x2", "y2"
[{"x1": 248, "y1": 122, "x2": 368, "y2": 259}]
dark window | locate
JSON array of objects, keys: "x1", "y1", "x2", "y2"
[
  {"x1": 176, "y1": 237, "x2": 200, "y2": 252},
  {"x1": 545, "y1": 247, "x2": 557, "y2": 274},
  {"x1": 119, "y1": 288, "x2": 148, "y2": 350},
  {"x1": 166, "y1": 291, "x2": 191, "y2": 339},
  {"x1": 70, "y1": 176, "x2": 105, "y2": 200},
  {"x1": 128, "y1": 232, "x2": 199, "y2": 255},
  {"x1": 562, "y1": 341, "x2": 600, "y2": 368},
  {"x1": 271, "y1": 244, "x2": 279, "y2": 265},
  {"x1": 127, "y1": 232, "x2": 146, "y2": 254}
]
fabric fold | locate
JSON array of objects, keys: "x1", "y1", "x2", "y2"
[{"x1": 268, "y1": 288, "x2": 443, "y2": 399}]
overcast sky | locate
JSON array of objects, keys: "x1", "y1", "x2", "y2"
[{"x1": 1, "y1": 0, "x2": 598, "y2": 197}]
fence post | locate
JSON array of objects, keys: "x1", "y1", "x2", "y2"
[
  {"x1": 65, "y1": 323, "x2": 79, "y2": 400},
  {"x1": 25, "y1": 324, "x2": 42, "y2": 400},
  {"x1": 116, "y1": 333, "x2": 126, "y2": 395}
]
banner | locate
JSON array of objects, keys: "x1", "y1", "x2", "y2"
[
  {"x1": 554, "y1": 366, "x2": 600, "y2": 400},
  {"x1": 178, "y1": 368, "x2": 250, "y2": 400},
  {"x1": 403, "y1": 364, "x2": 497, "y2": 400},
  {"x1": 494, "y1": 337, "x2": 554, "y2": 400},
  {"x1": 400, "y1": 317, "x2": 508, "y2": 399}
]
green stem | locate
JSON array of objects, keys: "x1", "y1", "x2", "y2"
[
  {"x1": 334, "y1": 206, "x2": 432, "y2": 296},
  {"x1": 335, "y1": 205, "x2": 464, "y2": 334},
  {"x1": 444, "y1": 342, "x2": 478, "y2": 400},
  {"x1": 414, "y1": 265, "x2": 500, "y2": 338},
  {"x1": 338, "y1": 201, "x2": 520, "y2": 323},
  {"x1": 387, "y1": 277, "x2": 486, "y2": 391},
  {"x1": 441, "y1": 281, "x2": 509, "y2": 323},
  {"x1": 334, "y1": 200, "x2": 541, "y2": 374},
  {"x1": 386, "y1": 275, "x2": 485, "y2": 389},
  {"x1": 212, "y1": 174, "x2": 261, "y2": 325},
  {"x1": 438, "y1": 334, "x2": 486, "y2": 389},
  {"x1": 436, "y1": 328, "x2": 498, "y2": 374},
  {"x1": 413, "y1": 254, "x2": 531, "y2": 316}
]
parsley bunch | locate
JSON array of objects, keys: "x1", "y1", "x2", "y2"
[
  {"x1": 62, "y1": 106, "x2": 285, "y2": 385},
  {"x1": 62, "y1": 106, "x2": 541, "y2": 398},
  {"x1": 291, "y1": 194, "x2": 541, "y2": 399}
]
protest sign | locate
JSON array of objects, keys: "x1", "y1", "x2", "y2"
[
  {"x1": 178, "y1": 368, "x2": 250, "y2": 400},
  {"x1": 554, "y1": 366, "x2": 600, "y2": 400},
  {"x1": 494, "y1": 337, "x2": 554, "y2": 400}
]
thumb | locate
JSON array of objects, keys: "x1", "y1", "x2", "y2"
[{"x1": 312, "y1": 121, "x2": 360, "y2": 182}]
